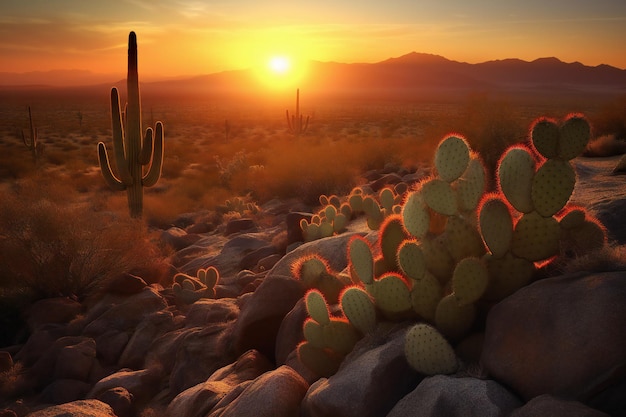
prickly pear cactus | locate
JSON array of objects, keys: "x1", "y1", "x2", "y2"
[{"x1": 292, "y1": 113, "x2": 607, "y2": 378}]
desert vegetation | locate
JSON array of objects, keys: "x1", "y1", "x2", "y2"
[{"x1": 0, "y1": 32, "x2": 625, "y2": 416}]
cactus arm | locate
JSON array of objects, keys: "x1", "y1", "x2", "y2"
[
  {"x1": 139, "y1": 127, "x2": 153, "y2": 165},
  {"x1": 142, "y1": 122, "x2": 164, "y2": 187},
  {"x1": 110, "y1": 88, "x2": 133, "y2": 185},
  {"x1": 97, "y1": 142, "x2": 127, "y2": 191}
]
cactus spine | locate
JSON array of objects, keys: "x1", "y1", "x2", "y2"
[
  {"x1": 97, "y1": 31, "x2": 164, "y2": 218},
  {"x1": 286, "y1": 88, "x2": 309, "y2": 135}
]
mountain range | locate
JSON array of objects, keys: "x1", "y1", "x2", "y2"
[{"x1": 2, "y1": 52, "x2": 626, "y2": 101}]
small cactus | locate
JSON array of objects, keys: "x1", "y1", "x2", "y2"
[{"x1": 286, "y1": 88, "x2": 309, "y2": 135}]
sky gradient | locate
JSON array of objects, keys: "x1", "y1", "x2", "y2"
[{"x1": 1, "y1": 0, "x2": 625, "y2": 82}]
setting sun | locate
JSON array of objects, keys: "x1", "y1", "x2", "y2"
[
  {"x1": 268, "y1": 56, "x2": 291, "y2": 75},
  {"x1": 252, "y1": 53, "x2": 308, "y2": 91}
]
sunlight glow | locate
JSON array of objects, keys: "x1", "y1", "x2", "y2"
[
  {"x1": 252, "y1": 53, "x2": 308, "y2": 91},
  {"x1": 268, "y1": 56, "x2": 291, "y2": 74}
]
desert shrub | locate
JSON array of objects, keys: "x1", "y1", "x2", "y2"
[
  {"x1": 0, "y1": 179, "x2": 163, "y2": 301},
  {"x1": 583, "y1": 134, "x2": 626, "y2": 157},
  {"x1": 590, "y1": 95, "x2": 626, "y2": 140},
  {"x1": 455, "y1": 93, "x2": 527, "y2": 182}
]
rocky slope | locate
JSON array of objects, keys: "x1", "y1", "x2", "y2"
[{"x1": 1, "y1": 156, "x2": 625, "y2": 417}]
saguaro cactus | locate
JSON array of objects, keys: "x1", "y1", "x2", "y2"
[
  {"x1": 22, "y1": 106, "x2": 44, "y2": 164},
  {"x1": 97, "y1": 31, "x2": 164, "y2": 218},
  {"x1": 286, "y1": 88, "x2": 309, "y2": 135}
]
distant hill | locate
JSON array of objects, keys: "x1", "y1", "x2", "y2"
[{"x1": 2, "y1": 53, "x2": 625, "y2": 101}]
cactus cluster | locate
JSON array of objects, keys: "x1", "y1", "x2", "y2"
[
  {"x1": 221, "y1": 196, "x2": 260, "y2": 217},
  {"x1": 97, "y1": 31, "x2": 164, "y2": 219},
  {"x1": 300, "y1": 186, "x2": 406, "y2": 243},
  {"x1": 296, "y1": 289, "x2": 361, "y2": 377},
  {"x1": 293, "y1": 115, "x2": 607, "y2": 377},
  {"x1": 172, "y1": 266, "x2": 220, "y2": 305}
]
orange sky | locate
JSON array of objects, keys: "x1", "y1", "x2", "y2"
[{"x1": 1, "y1": 0, "x2": 625, "y2": 84}]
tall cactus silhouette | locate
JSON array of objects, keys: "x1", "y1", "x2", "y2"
[
  {"x1": 97, "y1": 31, "x2": 164, "y2": 218},
  {"x1": 22, "y1": 106, "x2": 44, "y2": 165},
  {"x1": 286, "y1": 88, "x2": 309, "y2": 135}
]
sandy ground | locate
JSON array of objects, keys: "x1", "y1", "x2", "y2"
[{"x1": 572, "y1": 155, "x2": 626, "y2": 211}]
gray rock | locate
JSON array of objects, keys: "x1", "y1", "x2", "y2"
[
  {"x1": 301, "y1": 325, "x2": 421, "y2": 417},
  {"x1": 510, "y1": 394, "x2": 610, "y2": 417},
  {"x1": 482, "y1": 271, "x2": 626, "y2": 408},
  {"x1": 387, "y1": 375, "x2": 522, "y2": 417}
]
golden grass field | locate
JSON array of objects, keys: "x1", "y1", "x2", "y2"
[{"x1": 1, "y1": 88, "x2": 622, "y2": 224}]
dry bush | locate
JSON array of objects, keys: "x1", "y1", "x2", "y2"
[
  {"x1": 0, "y1": 179, "x2": 163, "y2": 301},
  {"x1": 454, "y1": 93, "x2": 527, "y2": 182},
  {"x1": 591, "y1": 95, "x2": 626, "y2": 140},
  {"x1": 584, "y1": 134, "x2": 626, "y2": 157}
]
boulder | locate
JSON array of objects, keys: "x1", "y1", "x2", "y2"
[
  {"x1": 39, "y1": 379, "x2": 92, "y2": 405},
  {"x1": 26, "y1": 297, "x2": 82, "y2": 331},
  {"x1": 208, "y1": 366, "x2": 308, "y2": 417},
  {"x1": 510, "y1": 394, "x2": 610, "y2": 417},
  {"x1": 482, "y1": 271, "x2": 626, "y2": 412},
  {"x1": 54, "y1": 338, "x2": 97, "y2": 381},
  {"x1": 286, "y1": 212, "x2": 313, "y2": 245},
  {"x1": 102, "y1": 273, "x2": 148, "y2": 295},
  {"x1": 387, "y1": 375, "x2": 522, "y2": 417},
  {"x1": 82, "y1": 287, "x2": 168, "y2": 337},
  {"x1": 94, "y1": 387, "x2": 134, "y2": 417},
  {"x1": 167, "y1": 350, "x2": 273, "y2": 417},
  {"x1": 118, "y1": 310, "x2": 178, "y2": 369},
  {"x1": 28, "y1": 336, "x2": 96, "y2": 388},
  {"x1": 25, "y1": 400, "x2": 116, "y2": 417},
  {"x1": 231, "y1": 275, "x2": 304, "y2": 361},
  {"x1": 275, "y1": 298, "x2": 307, "y2": 366},
  {"x1": 88, "y1": 368, "x2": 161, "y2": 406},
  {"x1": 161, "y1": 227, "x2": 202, "y2": 250},
  {"x1": 301, "y1": 325, "x2": 421, "y2": 417},
  {"x1": 166, "y1": 323, "x2": 238, "y2": 395}
]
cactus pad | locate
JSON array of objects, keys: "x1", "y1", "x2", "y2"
[
  {"x1": 349, "y1": 237, "x2": 375, "y2": 285},
  {"x1": 511, "y1": 211, "x2": 560, "y2": 262},
  {"x1": 479, "y1": 196, "x2": 514, "y2": 257},
  {"x1": 498, "y1": 147, "x2": 535, "y2": 213},
  {"x1": 435, "y1": 294, "x2": 476, "y2": 341},
  {"x1": 397, "y1": 239, "x2": 426, "y2": 281},
  {"x1": 404, "y1": 323, "x2": 458, "y2": 375},
  {"x1": 379, "y1": 215, "x2": 407, "y2": 271},
  {"x1": 297, "y1": 341, "x2": 342, "y2": 377},
  {"x1": 322, "y1": 320, "x2": 361, "y2": 355},
  {"x1": 422, "y1": 178, "x2": 458, "y2": 216},
  {"x1": 454, "y1": 157, "x2": 486, "y2": 212},
  {"x1": 341, "y1": 287, "x2": 377, "y2": 334},
  {"x1": 305, "y1": 290, "x2": 331, "y2": 325},
  {"x1": 410, "y1": 271, "x2": 443, "y2": 321},
  {"x1": 531, "y1": 117, "x2": 560, "y2": 159},
  {"x1": 444, "y1": 216, "x2": 486, "y2": 262},
  {"x1": 435, "y1": 135, "x2": 471, "y2": 182},
  {"x1": 483, "y1": 252, "x2": 535, "y2": 300},
  {"x1": 559, "y1": 114, "x2": 591, "y2": 160},
  {"x1": 531, "y1": 159, "x2": 575, "y2": 217},
  {"x1": 372, "y1": 273, "x2": 413, "y2": 316},
  {"x1": 402, "y1": 191, "x2": 430, "y2": 238},
  {"x1": 452, "y1": 257, "x2": 489, "y2": 306}
]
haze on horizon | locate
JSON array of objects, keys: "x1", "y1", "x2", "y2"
[{"x1": 1, "y1": 0, "x2": 625, "y2": 86}]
